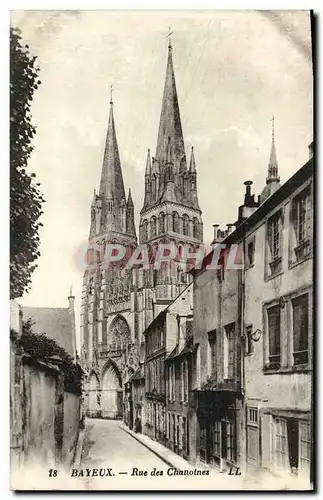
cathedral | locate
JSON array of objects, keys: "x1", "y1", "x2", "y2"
[{"x1": 80, "y1": 38, "x2": 203, "y2": 419}]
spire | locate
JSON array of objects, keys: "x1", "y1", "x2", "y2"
[
  {"x1": 99, "y1": 97, "x2": 126, "y2": 203},
  {"x1": 260, "y1": 117, "x2": 281, "y2": 204},
  {"x1": 266, "y1": 116, "x2": 280, "y2": 184},
  {"x1": 126, "y1": 189, "x2": 136, "y2": 236},
  {"x1": 155, "y1": 41, "x2": 185, "y2": 168},
  {"x1": 145, "y1": 149, "x2": 151, "y2": 176},
  {"x1": 91, "y1": 189, "x2": 96, "y2": 206},
  {"x1": 189, "y1": 146, "x2": 196, "y2": 172},
  {"x1": 127, "y1": 188, "x2": 134, "y2": 207}
]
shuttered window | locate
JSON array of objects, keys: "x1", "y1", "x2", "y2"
[
  {"x1": 299, "y1": 421, "x2": 311, "y2": 476},
  {"x1": 292, "y1": 294, "x2": 309, "y2": 366}
]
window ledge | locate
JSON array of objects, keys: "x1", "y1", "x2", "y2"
[
  {"x1": 288, "y1": 252, "x2": 312, "y2": 270},
  {"x1": 245, "y1": 262, "x2": 255, "y2": 271},
  {"x1": 263, "y1": 365, "x2": 311, "y2": 375},
  {"x1": 264, "y1": 269, "x2": 284, "y2": 282}
]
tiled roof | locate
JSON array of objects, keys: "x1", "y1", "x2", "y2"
[
  {"x1": 22, "y1": 306, "x2": 75, "y2": 357},
  {"x1": 165, "y1": 338, "x2": 198, "y2": 363}
]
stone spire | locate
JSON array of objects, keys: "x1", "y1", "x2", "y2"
[
  {"x1": 145, "y1": 148, "x2": 152, "y2": 176},
  {"x1": 266, "y1": 116, "x2": 280, "y2": 184},
  {"x1": 188, "y1": 146, "x2": 200, "y2": 209},
  {"x1": 189, "y1": 146, "x2": 196, "y2": 172},
  {"x1": 99, "y1": 97, "x2": 126, "y2": 209},
  {"x1": 126, "y1": 189, "x2": 136, "y2": 237},
  {"x1": 155, "y1": 42, "x2": 185, "y2": 171},
  {"x1": 260, "y1": 117, "x2": 281, "y2": 204}
]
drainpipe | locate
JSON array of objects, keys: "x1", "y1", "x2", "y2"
[{"x1": 240, "y1": 228, "x2": 247, "y2": 474}]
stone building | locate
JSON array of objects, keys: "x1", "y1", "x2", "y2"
[
  {"x1": 80, "y1": 38, "x2": 204, "y2": 420},
  {"x1": 143, "y1": 284, "x2": 193, "y2": 443},
  {"x1": 242, "y1": 145, "x2": 313, "y2": 482},
  {"x1": 189, "y1": 129, "x2": 313, "y2": 484},
  {"x1": 164, "y1": 302, "x2": 197, "y2": 459}
]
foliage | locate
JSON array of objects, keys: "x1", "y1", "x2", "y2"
[
  {"x1": 19, "y1": 319, "x2": 83, "y2": 395},
  {"x1": 10, "y1": 27, "x2": 45, "y2": 299}
]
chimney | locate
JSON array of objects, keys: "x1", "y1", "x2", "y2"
[
  {"x1": 244, "y1": 180, "x2": 254, "y2": 205},
  {"x1": 226, "y1": 224, "x2": 235, "y2": 235},
  {"x1": 68, "y1": 285, "x2": 75, "y2": 310},
  {"x1": 236, "y1": 180, "x2": 260, "y2": 225},
  {"x1": 68, "y1": 286, "x2": 77, "y2": 361},
  {"x1": 213, "y1": 224, "x2": 219, "y2": 240}
]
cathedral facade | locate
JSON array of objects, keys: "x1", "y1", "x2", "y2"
[{"x1": 80, "y1": 40, "x2": 203, "y2": 420}]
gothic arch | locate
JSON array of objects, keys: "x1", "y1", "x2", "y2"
[
  {"x1": 172, "y1": 212, "x2": 179, "y2": 233},
  {"x1": 142, "y1": 219, "x2": 149, "y2": 241},
  {"x1": 158, "y1": 212, "x2": 165, "y2": 234},
  {"x1": 193, "y1": 218, "x2": 200, "y2": 239},
  {"x1": 101, "y1": 360, "x2": 122, "y2": 419},
  {"x1": 150, "y1": 215, "x2": 157, "y2": 238},
  {"x1": 182, "y1": 214, "x2": 190, "y2": 236},
  {"x1": 108, "y1": 314, "x2": 131, "y2": 347},
  {"x1": 88, "y1": 371, "x2": 100, "y2": 416}
]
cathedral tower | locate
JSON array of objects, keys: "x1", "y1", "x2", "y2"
[
  {"x1": 136, "y1": 39, "x2": 203, "y2": 330},
  {"x1": 81, "y1": 96, "x2": 138, "y2": 419}
]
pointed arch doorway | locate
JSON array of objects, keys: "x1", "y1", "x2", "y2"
[
  {"x1": 101, "y1": 362, "x2": 123, "y2": 419},
  {"x1": 88, "y1": 372, "x2": 100, "y2": 418}
]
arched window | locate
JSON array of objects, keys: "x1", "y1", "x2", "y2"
[
  {"x1": 172, "y1": 212, "x2": 179, "y2": 233},
  {"x1": 151, "y1": 216, "x2": 157, "y2": 237},
  {"x1": 151, "y1": 175, "x2": 156, "y2": 195},
  {"x1": 158, "y1": 212, "x2": 165, "y2": 234},
  {"x1": 193, "y1": 218, "x2": 199, "y2": 239},
  {"x1": 143, "y1": 220, "x2": 148, "y2": 241},
  {"x1": 183, "y1": 215, "x2": 189, "y2": 236}
]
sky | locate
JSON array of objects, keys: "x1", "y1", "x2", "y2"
[{"x1": 11, "y1": 10, "x2": 313, "y2": 352}]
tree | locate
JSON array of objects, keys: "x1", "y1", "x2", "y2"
[{"x1": 10, "y1": 27, "x2": 45, "y2": 299}]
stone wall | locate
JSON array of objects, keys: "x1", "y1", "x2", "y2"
[
  {"x1": 63, "y1": 391, "x2": 81, "y2": 467},
  {"x1": 22, "y1": 361, "x2": 57, "y2": 468},
  {"x1": 21, "y1": 358, "x2": 81, "y2": 471},
  {"x1": 10, "y1": 300, "x2": 81, "y2": 475}
]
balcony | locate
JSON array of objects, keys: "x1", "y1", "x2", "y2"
[
  {"x1": 200, "y1": 373, "x2": 241, "y2": 393},
  {"x1": 98, "y1": 342, "x2": 132, "y2": 359}
]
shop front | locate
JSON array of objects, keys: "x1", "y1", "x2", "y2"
[{"x1": 193, "y1": 390, "x2": 242, "y2": 472}]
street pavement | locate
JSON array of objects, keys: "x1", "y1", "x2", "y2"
[{"x1": 76, "y1": 418, "x2": 171, "y2": 489}]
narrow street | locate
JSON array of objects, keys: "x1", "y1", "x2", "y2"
[
  {"x1": 77, "y1": 418, "x2": 171, "y2": 490},
  {"x1": 81, "y1": 418, "x2": 167, "y2": 470}
]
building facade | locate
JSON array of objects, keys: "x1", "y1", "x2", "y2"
[
  {"x1": 143, "y1": 283, "x2": 194, "y2": 443},
  {"x1": 80, "y1": 38, "x2": 204, "y2": 420},
  {"x1": 242, "y1": 147, "x2": 313, "y2": 482},
  {"x1": 189, "y1": 133, "x2": 313, "y2": 483}
]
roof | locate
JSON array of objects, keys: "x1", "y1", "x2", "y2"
[
  {"x1": 191, "y1": 157, "x2": 313, "y2": 276},
  {"x1": 143, "y1": 282, "x2": 193, "y2": 337},
  {"x1": 130, "y1": 365, "x2": 145, "y2": 382},
  {"x1": 22, "y1": 306, "x2": 75, "y2": 358},
  {"x1": 165, "y1": 338, "x2": 198, "y2": 363}
]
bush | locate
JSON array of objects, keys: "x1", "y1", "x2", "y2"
[{"x1": 19, "y1": 319, "x2": 83, "y2": 395}]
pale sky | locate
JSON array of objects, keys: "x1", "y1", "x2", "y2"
[{"x1": 11, "y1": 10, "x2": 313, "y2": 352}]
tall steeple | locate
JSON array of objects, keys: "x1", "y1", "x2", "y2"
[
  {"x1": 99, "y1": 95, "x2": 126, "y2": 215},
  {"x1": 155, "y1": 39, "x2": 186, "y2": 173},
  {"x1": 266, "y1": 116, "x2": 280, "y2": 184},
  {"x1": 260, "y1": 117, "x2": 281, "y2": 204},
  {"x1": 89, "y1": 90, "x2": 137, "y2": 241}
]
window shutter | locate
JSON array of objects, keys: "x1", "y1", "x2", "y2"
[{"x1": 261, "y1": 413, "x2": 273, "y2": 469}]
